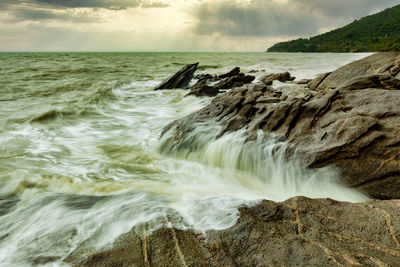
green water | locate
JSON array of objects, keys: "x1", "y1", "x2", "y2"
[{"x1": 0, "y1": 52, "x2": 370, "y2": 266}]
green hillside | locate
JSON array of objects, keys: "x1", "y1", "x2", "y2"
[{"x1": 267, "y1": 4, "x2": 400, "y2": 52}]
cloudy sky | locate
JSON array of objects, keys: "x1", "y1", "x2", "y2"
[{"x1": 0, "y1": 0, "x2": 398, "y2": 51}]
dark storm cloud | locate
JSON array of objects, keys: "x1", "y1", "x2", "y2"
[
  {"x1": 191, "y1": 0, "x2": 400, "y2": 37},
  {"x1": 0, "y1": 0, "x2": 169, "y2": 24},
  {"x1": 33, "y1": 0, "x2": 154, "y2": 10},
  {"x1": 0, "y1": 0, "x2": 169, "y2": 10},
  {"x1": 8, "y1": 8, "x2": 102, "y2": 23}
]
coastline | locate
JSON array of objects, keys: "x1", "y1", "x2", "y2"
[{"x1": 67, "y1": 52, "x2": 400, "y2": 266}]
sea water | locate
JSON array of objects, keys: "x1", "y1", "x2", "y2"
[{"x1": 0, "y1": 52, "x2": 370, "y2": 266}]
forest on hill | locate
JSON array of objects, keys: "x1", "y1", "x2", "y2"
[{"x1": 267, "y1": 4, "x2": 400, "y2": 52}]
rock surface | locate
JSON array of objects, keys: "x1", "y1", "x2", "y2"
[
  {"x1": 294, "y1": 79, "x2": 312, "y2": 85},
  {"x1": 311, "y1": 52, "x2": 400, "y2": 92},
  {"x1": 261, "y1": 72, "x2": 296, "y2": 85},
  {"x1": 154, "y1": 63, "x2": 199, "y2": 90},
  {"x1": 162, "y1": 52, "x2": 400, "y2": 199},
  {"x1": 68, "y1": 197, "x2": 400, "y2": 266},
  {"x1": 188, "y1": 67, "x2": 255, "y2": 97}
]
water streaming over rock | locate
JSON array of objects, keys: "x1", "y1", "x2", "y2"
[{"x1": 0, "y1": 52, "x2": 370, "y2": 266}]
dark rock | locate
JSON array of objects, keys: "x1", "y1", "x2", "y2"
[
  {"x1": 154, "y1": 63, "x2": 199, "y2": 90},
  {"x1": 69, "y1": 197, "x2": 400, "y2": 266},
  {"x1": 188, "y1": 70, "x2": 255, "y2": 97},
  {"x1": 248, "y1": 83, "x2": 268, "y2": 92},
  {"x1": 249, "y1": 70, "x2": 259, "y2": 73},
  {"x1": 161, "y1": 52, "x2": 400, "y2": 199},
  {"x1": 260, "y1": 76, "x2": 273, "y2": 86},
  {"x1": 187, "y1": 86, "x2": 220, "y2": 97},
  {"x1": 261, "y1": 72, "x2": 296, "y2": 85},
  {"x1": 194, "y1": 73, "x2": 214, "y2": 81},
  {"x1": 218, "y1": 67, "x2": 240, "y2": 79},
  {"x1": 213, "y1": 75, "x2": 255, "y2": 90}
]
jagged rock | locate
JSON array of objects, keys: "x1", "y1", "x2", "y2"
[
  {"x1": 161, "y1": 53, "x2": 400, "y2": 199},
  {"x1": 194, "y1": 73, "x2": 215, "y2": 81},
  {"x1": 259, "y1": 72, "x2": 295, "y2": 86},
  {"x1": 337, "y1": 74, "x2": 400, "y2": 91},
  {"x1": 188, "y1": 74, "x2": 255, "y2": 97},
  {"x1": 308, "y1": 72, "x2": 332, "y2": 90},
  {"x1": 154, "y1": 63, "x2": 199, "y2": 90},
  {"x1": 261, "y1": 72, "x2": 296, "y2": 86},
  {"x1": 187, "y1": 85, "x2": 220, "y2": 97},
  {"x1": 218, "y1": 67, "x2": 241, "y2": 79},
  {"x1": 214, "y1": 75, "x2": 255, "y2": 90},
  {"x1": 68, "y1": 197, "x2": 400, "y2": 266},
  {"x1": 315, "y1": 52, "x2": 400, "y2": 91},
  {"x1": 390, "y1": 58, "x2": 400, "y2": 76}
]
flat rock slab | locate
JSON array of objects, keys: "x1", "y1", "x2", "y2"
[{"x1": 68, "y1": 197, "x2": 400, "y2": 266}]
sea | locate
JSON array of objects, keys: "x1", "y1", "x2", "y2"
[{"x1": 0, "y1": 52, "x2": 371, "y2": 266}]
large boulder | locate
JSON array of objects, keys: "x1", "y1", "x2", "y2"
[
  {"x1": 311, "y1": 52, "x2": 400, "y2": 91},
  {"x1": 67, "y1": 197, "x2": 400, "y2": 266},
  {"x1": 161, "y1": 53, "x2": 400, "y2": 199},
  {"x1": 154, "y1": 63, "x2": 199, "y2": 90}
]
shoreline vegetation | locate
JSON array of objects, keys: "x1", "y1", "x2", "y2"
[
  {"x1": 70, "y1": 52, "x2": 400, "y2": 266},
  {"x1": 267, "y1": 4, "x2": 400, "y2": 53}
]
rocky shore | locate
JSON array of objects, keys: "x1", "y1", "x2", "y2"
[{"x1": 71, "y1": 53, "x2": 400, "y2": 266}]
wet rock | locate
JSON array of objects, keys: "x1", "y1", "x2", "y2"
[
  {"x1": 154, "y1": 63, "x2": 199, "y2": 90},
  {"x1": 187, "y1": 85, "x2": 220, "y2": 97},
  {"x1": 263, "y1": 71, "x2": 296, "y2": 84},
  {"x1": 217, "y1": 67, "x2": 240, "y2": 79},
  {"x1": 188, "y1": 73, "x2": 255, "y2": 97},
  {"x1": 70, "y1": 197, "x2": 400, "y2": 266},
  {"x1": 214, "y1": 75, "x2": 255, "y2": 90},
  {"x1": 294, "y1": 79, "x2": 312, "y2": 85},
  {"x1": 194, "y1": 73, "x2": 215, "y2": 81},
  {"x1": 162, "y1": 52, "x2": 400, "y2": 199}
]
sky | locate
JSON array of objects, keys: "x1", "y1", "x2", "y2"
[{"x1": 0, "y1": 0, "x2": 399, "y2": 52}]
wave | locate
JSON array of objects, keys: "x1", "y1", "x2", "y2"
[
  {"x1": 197, "y1": 64, "x2": 223, "y2": 70},
  {"x1": 30, "y1": 109, "x2": 76, "y2": 123},
  {"x1": 159, "y1": 124, "x2": 368, "y2": 203}
]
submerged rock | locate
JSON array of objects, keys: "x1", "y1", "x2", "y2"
[
  {"x1": 69, "y1": 197, "x2": 400, "y2": 266},
  {"x1": 162, "y1": 52, "x2": 400, "y2": 199},
  {"x1": 154, "y1": 63, "x2": 199, "y2": 90}
]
